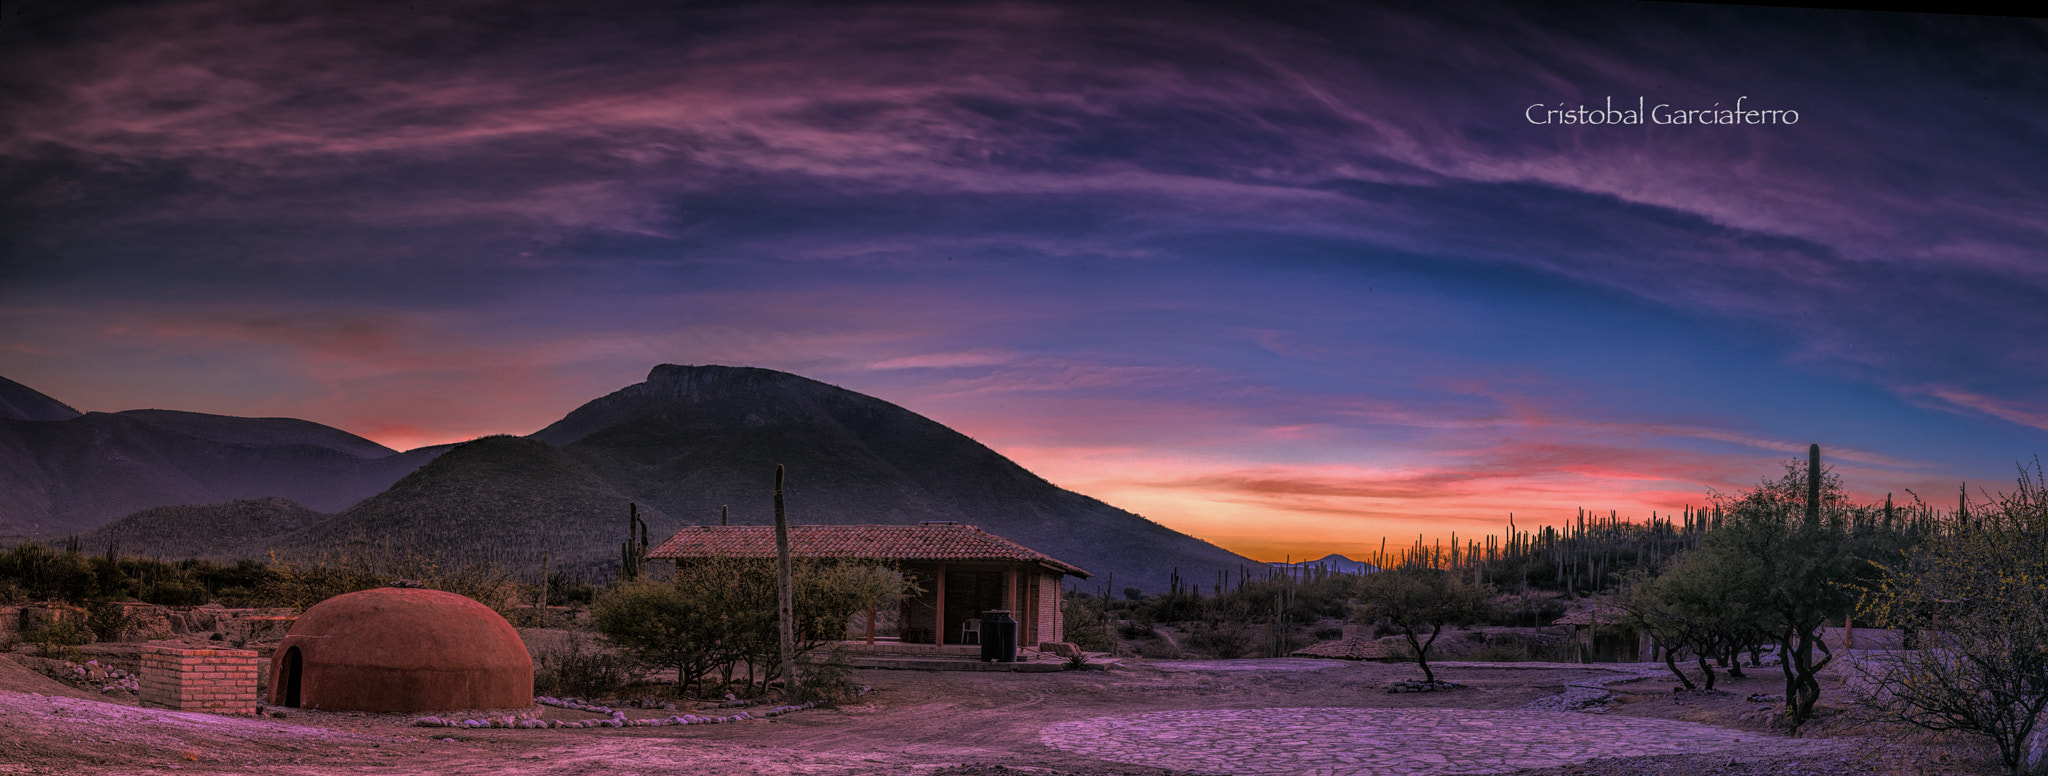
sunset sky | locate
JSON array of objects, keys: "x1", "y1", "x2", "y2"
[{"x1": 3, "y1": 1, "x2": 2044, "y2": 561}]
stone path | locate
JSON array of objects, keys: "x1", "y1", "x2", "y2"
[{"x1": 1039, "y1": 707, "x2": 1776, "y2": 775}]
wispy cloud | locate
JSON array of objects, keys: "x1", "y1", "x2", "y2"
[{"x1": 2, "y1": 0, "x2": 2042, "y2": 557}]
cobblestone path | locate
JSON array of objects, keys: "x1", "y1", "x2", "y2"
[{"x1": 1038, "y1": 707, "x2": 1776, "y2": 775}]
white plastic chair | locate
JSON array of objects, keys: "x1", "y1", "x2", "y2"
[{"x1": 961, "y1": 618, "x2": 982, "y2": 645}]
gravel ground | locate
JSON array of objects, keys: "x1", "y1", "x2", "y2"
[{"x1": 0, "y1": 641, "x2": 2013, "y2": 776}]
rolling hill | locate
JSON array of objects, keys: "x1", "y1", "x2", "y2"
[
  {"x1": 0, "y1": 377, "x2": 444, "y2": 538},
  {"x1": 268, "y1": 434, "x2": 665, "y2": 577},
  {"x1": 533, "y1": 364, "x2": 1257, "y2": 591},
  {"x1": 4, "y1": 366, "x2": 1259, "y2": 591},
  {"x1": 78, "y1": 496, "x2": 328, "y2": 561}
]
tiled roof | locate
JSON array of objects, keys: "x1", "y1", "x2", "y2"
[{"x1": 645, "y1": 523, "x2": 1090, "y2": 577}]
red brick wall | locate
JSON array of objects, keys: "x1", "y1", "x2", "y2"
[
  {"x1": 140, "y1": 646, "x2": 260, "y2": 715},
  {"x1": 1037, "y1": 573, "x2": 1060, "y2": 644}
]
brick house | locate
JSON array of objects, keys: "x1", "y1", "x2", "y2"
[{"x1": 646, "y1": 522, "x2": 1090, "y2": 654}]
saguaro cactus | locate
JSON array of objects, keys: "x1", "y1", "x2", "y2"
[
  {"x1": 621, "y1": 502, "x2": 649, "y2": 581},
  {"x1": 1806, "y1": 444, "x2": 1821, "y2": 527}
]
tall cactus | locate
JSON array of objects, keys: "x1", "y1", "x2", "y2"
[
  {"x1": 621, "y1": 502, "x2": 648, "y2": 581},
  {"x1": 1806, "y1": 443, "x2": 1822, "y2": 527}
]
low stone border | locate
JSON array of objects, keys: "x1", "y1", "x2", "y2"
[
  {"x1": 412, "y1": 696, "x2": 819, "y2": 729},
  {"x1": 1510, "y1": 663, "x2": 1666, "y2": 713}
]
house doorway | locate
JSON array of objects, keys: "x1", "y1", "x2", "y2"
[{"x1": 279, "y1": 646, "x2": 303, "y2": 707}]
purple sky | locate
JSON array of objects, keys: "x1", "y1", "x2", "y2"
[{"x1": 3, "y1": 0, "x2": 2044, "y2": 560}]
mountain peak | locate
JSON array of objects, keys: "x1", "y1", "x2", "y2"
[
  {"x1": 0, "y1": 375, "x2": 83, "y2": 421},
  {"x1": 532, "y1": 364, "x2": 858, "y2": 446}
]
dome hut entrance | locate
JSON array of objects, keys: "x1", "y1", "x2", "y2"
[{"x1": 266, "y1": 587, "x2": 532, "y2": 713}]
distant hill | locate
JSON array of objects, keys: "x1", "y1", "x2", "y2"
[
  {"x1": 533, "y1": 365, "x2": 1257, "y2": 591},
  {"x1": 0, "y1": 376, "x2": 80, "y2": 421},
  {"x1": 265, "y1": 435, "x2": 665, "y2": 576},
  {"x1": 1270, "y1": 553, "x2": 1380, "y2": 575},
  {"x1": 4, "y1": 365, "x2": 1259, "y2": 592},
  {"x1": 78, "y1": 497, "x2": 326, "y2": 561},
  {"x1": 0, "y1": 376, "x2": 445, "y2": 537}
]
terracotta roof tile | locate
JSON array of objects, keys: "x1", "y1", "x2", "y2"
[{"x1": 646, "y1": 523, "x2": 1090, "y2": 577}]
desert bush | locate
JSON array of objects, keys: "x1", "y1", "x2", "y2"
[
  {"x1": 1463, "y1": 636, "x2": 1573, "y2": 663},
  {"x1": 795, "y1": 645, "x2": 859, "y2": 706},
  {"x1": 1480, "y1": 593, "x2": 1569, "y2": 628},
  {"x1": 1137, "y1": 639, "x2": 1183, "y2": 659},
  {"x1": 533, "y1": 632, "x2": 638, "y2": 698},
  {"x1": 1181, "y1": 620, "x2": 1254, "y2": 659},
  {"x1": 1060, "y1": 594, "x2": 1117, "y2": 653},
  {"x1": 253, "y1": 540, "x2": 518, "y2": 614},
  {"x1": 593, "y1": 555, "x2": 907, "y2": 697},
  {"x1": 21, "y1": 620, "x2": 91, "y2": 659},
  {"x1": 1857, "y1": 461, "x2": 2048, "y2": 776},
  {"x1": 84, "y1": 603, "x2": 135, "y2": 643}
]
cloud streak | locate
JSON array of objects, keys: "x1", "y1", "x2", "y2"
[{"x1": 2, "y1": 0, "x2": 2043, "y2": 556}]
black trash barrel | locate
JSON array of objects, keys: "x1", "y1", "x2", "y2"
[{"x1": 980, "y1": 610, "x2": 1018, "y2": 662}]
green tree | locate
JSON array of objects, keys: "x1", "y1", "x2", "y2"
[
  {"x1": 1858, "y1": 462, "x2": 2048, "y2": 776},
  {"x1": 1698, "y1": 446, "x2": 1872, "y2": 730},
  {"x1": 1618, "y1": 552, "x2": 1769, "y2": 691},
  {"x1": 1354, "y1": 564, "x2": 1491, "y2": 684},
  {"x1": 593, "y1": 555, "x2": 907, "y2": 697},
  {"x1": 590, "y1": 578, "x2": 724, "y2": 692}
]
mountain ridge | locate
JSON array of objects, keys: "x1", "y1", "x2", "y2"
[{"x1": 5, "y1": 365, "x2": 1258, "y2": 591}]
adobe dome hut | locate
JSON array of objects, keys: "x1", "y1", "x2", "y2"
[{"x1": 267, "y1": 587, "x2": 532, "y2": 712}]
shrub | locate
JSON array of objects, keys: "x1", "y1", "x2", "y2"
[
  {"x1": 592, "y1": 556, "x2": 907, "y2": 697},
  {"x1": 795, "y1": 645, "x2": 859, "y2": 706},
  {"x1": 533, "y1": 632, "x2": 637, "y2": 698},
  {"x1": 85, "y1": 604, "x2": 135, "y2": 643},
  {"x1": 22, "y1": 620, "x2": 91, "y2": 659},
  {"x1": 1137, "y1": 640, "x2": 1183, "y2": 659},
  {"x1": 1857, "y1": 461, "x2": 2048, "y2": 776},
  {"x1": 1182, "y1": 621, "x2": 1254, "y2": 659},
  {"x1": 1060, "y1": 595, "x2": 1117, "y2": 653}
]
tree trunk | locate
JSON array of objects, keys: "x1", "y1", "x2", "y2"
[{"x1": 1666, "y1": 645, "x2": 1696, "y2": 690}]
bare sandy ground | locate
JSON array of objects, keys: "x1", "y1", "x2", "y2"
[{"x1": 0, "y1": 653, "x2": 2001, "y2": 776}]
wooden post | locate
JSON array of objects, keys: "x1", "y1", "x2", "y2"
[
  {"x1": 865, "y1": 604, "x2": 876, "y2": 645},
  {"x1": 1005, "y1": 567, "x2": 1019, "y2": 652},
  {"x1": 773, "y1": 465, "x2": 799, "y2": 702},
  {"x1": 934, "y1": 563, "x2": 947, "y2": 648}
]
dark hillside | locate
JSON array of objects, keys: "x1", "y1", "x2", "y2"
[
  {"x1": 78, "y1": 497, "x2": 326, "y2": 561},
  {"x1": 271, "y1": 435, "x2": 663, "y2": 576},
  {"x1": 116, "y1": 409, "x2": 396, "y2": 459},
  {"x1": 0, "y1": 385, "x2": 441, "y2": 537},
  {"x1": 535, "y1": 365, "x2": 1255, "y2": 592},
  {"x1": 0, "y1": 376, "x2": 80, "y2": 422}
]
